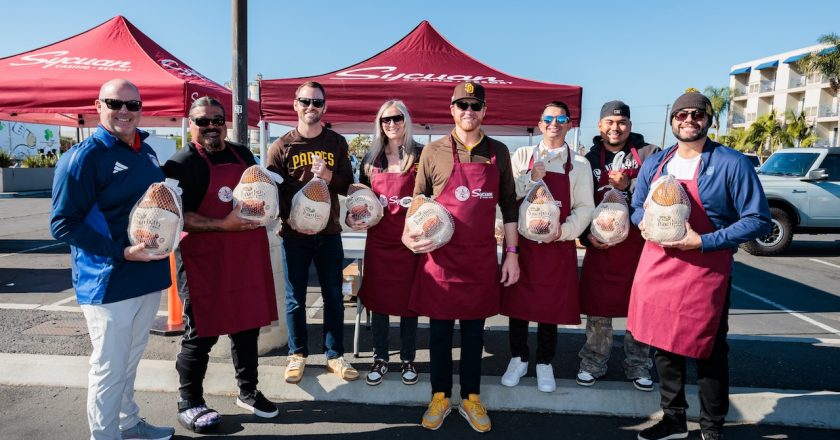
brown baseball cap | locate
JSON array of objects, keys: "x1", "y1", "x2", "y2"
[{"x1": 451, "y1": 82, "x2": 485, "y2": 103}]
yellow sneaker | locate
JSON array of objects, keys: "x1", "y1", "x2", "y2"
[
  {"x1": 421, "y1": 392, "x2": 451, "y2": 430},
  {"x1": 285, "y1": 353, "x2": 306, "y2": 384},
  {"x1": 459, "y1": 394, "x2": 491, "y2": 432},
  {"x1": 326, "y1": 356, "x2": 359, "y2": 381}
]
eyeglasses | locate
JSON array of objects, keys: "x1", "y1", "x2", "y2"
[
  {"x1": 191, "y1": 116, "x2": 226, "y2": 127},
  {"x1": 296, "y1": 97, "x2": 325, "y2": 108},
  {"x1": 380, "y1": 114, "x2": 405, "y2": 125},
  {"x1": 542, "y1": 115, "x2": 570, "y2": 125},
  {"x1": 674, "y1": 110, "x2": 707, "y2": 122},
  {"x1": 454, "y1": 101, "x2": 484, "y2": 111},
  {"x1": 99, "y1": 98, "x2": 142, "y2": 112}
]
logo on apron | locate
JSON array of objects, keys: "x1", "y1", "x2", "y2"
[
  {"x1": 455, "y1": 185, "x2": 470, "y2": 202},
  {"x1": 217, "y1": 186, "x2": 233, "y2": 202},
  {"x1": 399, "y1": 196, "x2": 413, "y2": 207}
]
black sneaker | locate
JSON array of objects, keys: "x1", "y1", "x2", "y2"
[
  {"x1": 401, "y1": 360, "x2": 418, "y2": 385},
  {"x1": 637, "y1": 416, "x2": 688, "y2": 440},
  {"x1": 701, "y1": 430, "x2": 722, "y2": 440},
  {"x1": 236, "y1": 390, "x2": 279, "y2": 418},
  {"x1": 366, "y1": 359, "x2": 388, "y2": 386}
]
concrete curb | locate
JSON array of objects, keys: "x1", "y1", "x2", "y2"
[
  {"x1": 1, "y1": 353, "x2": 836, "y2": 429},
  {"x1": 0, "y1": 189, "x2": 51, "y2": 199}
]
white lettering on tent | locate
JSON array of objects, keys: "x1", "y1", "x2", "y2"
[
  {"x1": 331, "y1": 66, "x2": 511, "y2": 84},
  {"x1": 9, "y1": 51, "x2": 132, "y2": 71},
  {"x1": 158, "y1": 59, "x2": 208, "y2": 80}
]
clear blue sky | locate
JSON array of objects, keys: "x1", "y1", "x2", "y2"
[{"x1": 2, "y1": 0, "x2": 836, "y2": 147}]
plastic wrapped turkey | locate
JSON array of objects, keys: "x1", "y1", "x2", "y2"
[
  {"x1": 344, "y1": 183, "x2": 383, "y2": 228},
  {"x1": 404, "y1": 195, "x2": 454, "y2": 251},
  {"x1": 233, "y1": 165, "x2": 279, "y2": 226},
  {"x1": 518, "y1": 181, "x2": 562, "y2": 243},
  {"x1": 288, "y1": 177, "x2": 331, "y2": 234},
  {"x1": 591, "y1": 189, "x2": 630, "y2": 245},
  {"x1": 642, "y1": 175, "x2": 691, "y2": 243},
  {"x1": 128, "y1": 179, "x2": 184, "y2": 256}
]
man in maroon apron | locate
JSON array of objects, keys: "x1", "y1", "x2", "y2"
[
  {"x1": 163, "y1": 97, "x2": 279, "y2": 433},
  {"x1": 628, "y1": 92, "x2": 771, "y2": 440},
  {"x1": 405, "y1": 82, "x2": 520, "y2": 433},
  {"x1": 577, "y1": 101, "x2": 659, "y2": 391},
  {"x1": 500, "y1": 101, "x2": 594, "y2": 394}
]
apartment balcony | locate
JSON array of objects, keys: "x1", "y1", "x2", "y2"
[
  {"x1": 759, "y1": 80, "x2": 776, "y2": 93},
  {"x1": 818, "y1": 105, "x2": 839, "y2": 118},
  {"x1": 731, "y1": 113, "x2": 746, "y2": 125},
  {"x1": 788, "y1": 76, "x2": 806, "y2": 89}
]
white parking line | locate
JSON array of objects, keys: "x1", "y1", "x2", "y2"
[
  {"x1": 50, "y1": 296, "x2": 77, "y2": 306},
  {"x1": 733, "y1": 285, "x2": 840, "y2": 337},
  {"x1": 810, "y1": 258, "x2": 840, "y2": 270},
  {"x1": 0, "y1": 242, "x2": 64, "y2": 258}
]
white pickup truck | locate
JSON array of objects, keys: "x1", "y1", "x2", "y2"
[{"x1": 741, "y1": 147, "x2": 840, "y2": 255}]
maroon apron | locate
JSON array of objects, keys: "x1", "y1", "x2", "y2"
[
  {"x1": 358, "y1": 166, "x2": 419, "y2": 317},
  {"x1": 500, "y1": 148, "x2": 580, "y2": 324},
  {"x1": 579, "y1": 147, "x2": 645, "y2": 317},
  {"x1": 178, "y1": 143, "x2": 278, "y2": 337},
  {"x1": 627, "y1": 148, "x2": 731, "y2": 359},
  {"x1": 408, "y1": 136, "x2": 500, "y2": 320}
]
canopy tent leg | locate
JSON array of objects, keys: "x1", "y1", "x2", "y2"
[
  {"x1": 259, "y1": 120, "x2": 267, "y2": 165},
  {"x1": 181, "y1": 117, "x2": 188, "y2": 150}
]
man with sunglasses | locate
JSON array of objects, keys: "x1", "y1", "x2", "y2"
[
  {"x1": 51, "y1": 79, "x2": 175, "y2": 440},
  {"x1": 629, "y1": 91, "x2": 771, "y2": 440},
  {"x1": 265, "y1": 81, "x2": 357, "y2": 384},
  {"x1": 500, "y1": 101, "x2": 594, "y2": 394},
  {"x1": 162, "y1": 96, "x2": 279, "y2": 432},
  {"x1": 576, "y1": 100, "x2": 659, "y2": 392},
  {"x1": 406, "y1": 82, "x2": 519, "y2": 433}
]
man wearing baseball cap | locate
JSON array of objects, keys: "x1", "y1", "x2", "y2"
[
  {"x1": 628, "y1": 90, "x2": 770, "y2": 440},
  {"x1": 405, "y1": 82, "x2": 520, "y2": 432},
  {"x1": 576, "y1": 100, "x2": 659, "y2": 391}
]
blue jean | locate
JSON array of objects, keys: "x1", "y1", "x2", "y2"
[{"x1": 281, "y1": 234, "x2": 345, "y2": 359}]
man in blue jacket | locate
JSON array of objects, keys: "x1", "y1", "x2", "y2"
[
  {"x1": 51, "y1": 79, "x2": 174, "y2": 440},
  {"x1": 628, "y1": 91, "x2": 771, "y2": 440}
]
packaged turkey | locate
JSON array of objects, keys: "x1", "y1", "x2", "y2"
[
  {"x1": 517, "y1": 181, "x2": 561, "y2": 243},
  {"x1": 232, "y1": 165, "x2": 280, "y2": 226},
  {"x1": 128, "y1": 179, "x2": 184, "y2": 256},
  {"x1": 591, "y1": 189, "x2": 630, "y2": 245},
  {"x1": 642, "y1": 175, "x2": 691, "y2": 243},
  {"x1": 345, "y1": 183, "x2": 384, "y2": 228},
  {"x1": 404, "y1": 195, "x2": 454, "y2": 251},
  {"x1": 288, "y1": 177, "x2": 331, "y2": 234}
]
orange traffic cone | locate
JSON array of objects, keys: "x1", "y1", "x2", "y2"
[{"x1": 150, "y1": 253, "x2": 185, "y2": 336}]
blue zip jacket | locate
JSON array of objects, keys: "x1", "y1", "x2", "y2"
[
  {"x1": 50, "y1": 126, "x2": 171, "y2": 304},
  {"x1": 631, "y1": 139, "x2": 772, "y2": 253}
]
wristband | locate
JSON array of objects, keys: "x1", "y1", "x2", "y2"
[{"x1": 505, "y1": 246, "x2": 520, "y2": 254}]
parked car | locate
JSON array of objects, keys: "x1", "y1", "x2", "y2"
[
  {"x1": 742, "y1": 147, "x2": 840, "y2": 256},
  {"x1": 743, "y1": 153, "x2": 761, "y2": 169}
]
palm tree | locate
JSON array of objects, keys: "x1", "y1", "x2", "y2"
[
  {"x1": 798, "y1": 33, "x2": 840, "y2": 146},
  {"x1": 704, "y1": 86, "x2": 730, "y2": 141},
  {"x1": 782, "y1": 110, "x2": 819, "y2": 147},
  {"x1": 745, "y1": 110, "x2": 784, "y2": 158},
  {"x1": 719, "y1": 128, "x2": 748, "y2": 151}
]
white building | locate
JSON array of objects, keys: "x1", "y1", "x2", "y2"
[{"x1": 728, "y1": 44, "x2": 839, "y2": 147}]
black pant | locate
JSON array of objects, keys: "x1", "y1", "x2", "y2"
[
  {"x1": 371, "y1": 312, "x2": 418, "y2": 362},
  {"x1": 508, "y1": 317, "x2": 558, "y2": 365},
  {"x1": 176, "y1": 297, "x2": 261, "y2": 406},
  {"x1": 655, "y1": 284, "x2": 731, "y2": 433},
  {"x1": 429, "y1": 318, "x2": 484, "y2": 399}
]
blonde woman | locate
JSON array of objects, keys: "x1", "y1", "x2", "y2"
[{"x1": 347, "y1": 100, "x2": 423, "y2": 386}]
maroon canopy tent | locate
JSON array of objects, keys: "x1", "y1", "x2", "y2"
[
  {"x1": 0, "y1": 15, "x2": 259, "y2": 128},
  {"x1": 259, "y1": 21, "x2": 583, "y2": 136}
]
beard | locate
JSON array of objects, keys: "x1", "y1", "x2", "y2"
[
  {"x1": 303, "y1": 111, "x2": 322, "y2": 125},
  {"x1": 672, "y1": 123, "x2": 709, "y2": 143},
  {"x1": 200, "y1": 129, "x2": 224, "y2": 152}
]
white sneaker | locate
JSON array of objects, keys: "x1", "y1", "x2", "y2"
[
  {"x1": 535, "y1": 364, "x2": 556, "y2": 393},
  {"x1": 500, "y1": 357, "x2": 528, "y2": 387},
  {"x1": 576, "y1": 371, "x2": 596, "y2": 387}
]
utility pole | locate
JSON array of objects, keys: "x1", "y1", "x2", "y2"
[
  {"x1": 232, "y1": 0, "x2": 247, "y2": 144},
  {"x1": 660, "y1": 104, "x2": 671, "y2": 148}
]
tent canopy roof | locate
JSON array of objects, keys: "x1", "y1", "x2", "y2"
[
  {"x1": 0, "y1": 15, "x2": 258, "y2": 128},
  {"x1": 260, "y1": 21, "x2": 582, "y2": 136}
]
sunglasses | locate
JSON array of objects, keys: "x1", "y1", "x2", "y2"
[
  {"x1": 380, "y1": 114, "x2": 405, "y2": 125},
  {"x1": 192, "y1": 116, "x2": 226, "y2": 127},
  {"x1": 674, "y1": 110, "x2": 707, "y2": 122},
  {"x1": 100, "y1": 98, "x2": 142, "y2": 112},
  {"x1": 296, "y1": 97, "x2": 325, "y2": 108},
  {"x1": 454, "y1": 101, "x2": 484, "y2": 111},
  {"x1": 542, "y1": 115, "x2": 570, "y2": 125}
]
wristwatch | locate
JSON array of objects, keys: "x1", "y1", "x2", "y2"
[{"x1": 505, "y1": 246, "x2": 520, "y2": 254}]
